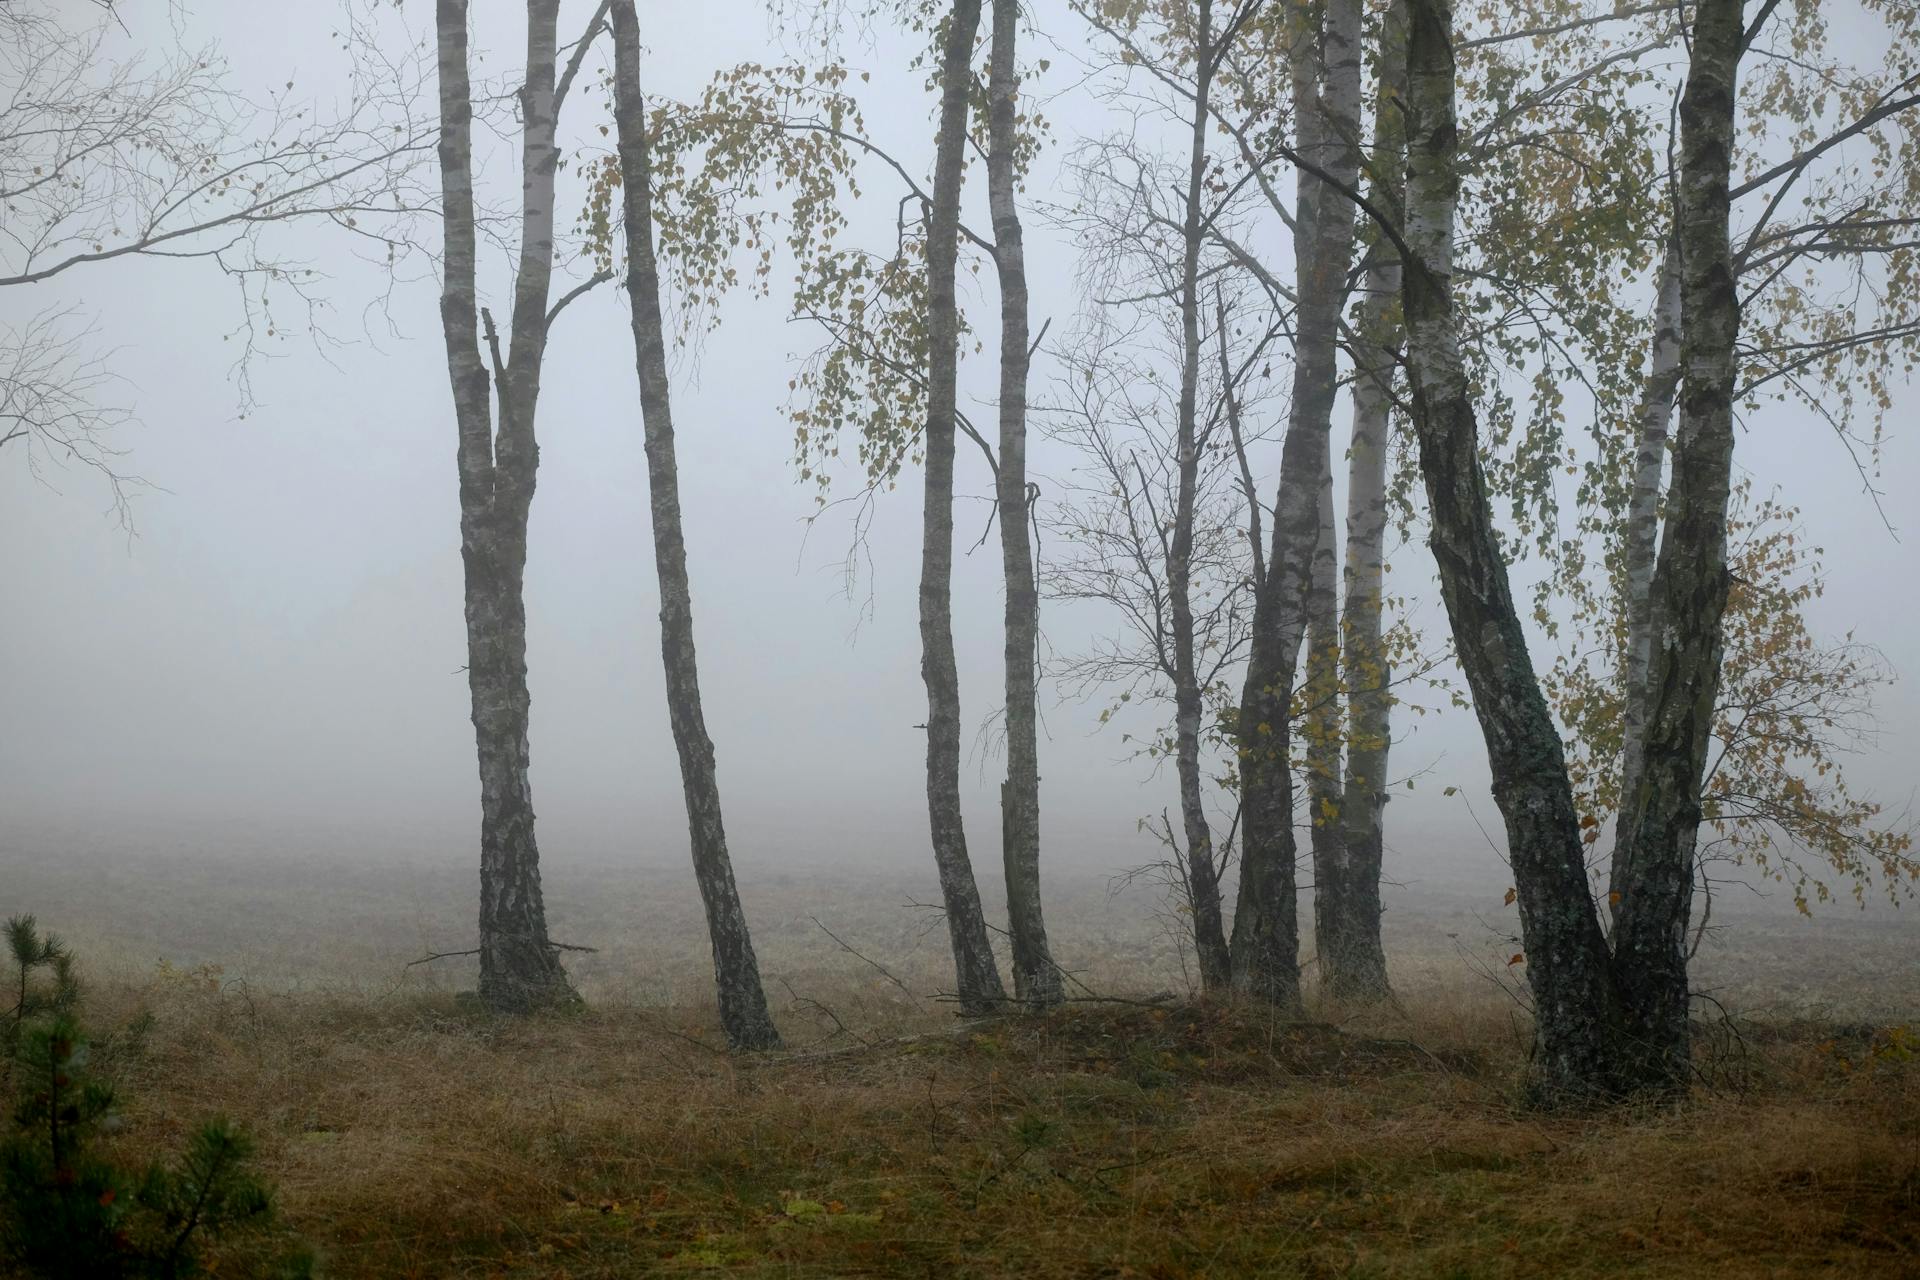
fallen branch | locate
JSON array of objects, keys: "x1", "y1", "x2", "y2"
[
  {"x1": 930, "y1": 991, "x2": 1179, "y2": 1009},
  {"x1": 781, "y1": 977, "x2": 872, "y2": 1050},
  {"x1": 808, "y1": 915, "x2": 922, "y2": 1004},
  {"x1": 405, "y1": 948, "x2": 479, "y2": 968},
  {"x1": 406, "y1": 940, "x2": 598, "y2": 968}
]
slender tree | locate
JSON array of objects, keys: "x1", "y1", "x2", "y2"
[
  {"x1": 608, "y1": 0, "x2": 782, "y2": 1051},
  {"x1": 1606, "y1": 242, "x2": 1683, "y2": 920},
  {"x1": 1292, "y1": 0, "x2": 1358, "y2": 1003},
  {"x1": 1163, "y1": 0, "x2": 1235, "y2": 993},
  {"x1": 433, "y1": 0, "x2": 602, "y2": 1012},
  {"x1": 922, "y1": 0, "x2": 1011, "y2": 1014},
  {"x1": 1065, "y1": 0, "x2": 1279, "y2": 994},
  {"x1": 1041, "y1": 290, "x2": 1269, "y2": 994},
  {"x1": 986, "y1": 0, "x2": 1063, "y2": 1006},
  {"x1": 1228, "y1": 0, "x2": 1362, "y2": 1009},
  {"x1": 1319, "y1": 0, "x2": 1407, "y2": 1002},
  {"x1": 608, "y1": 18, "x2": 1012, "y2": 1014}
]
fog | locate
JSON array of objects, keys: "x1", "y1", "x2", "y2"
[{"x1": 3, "y1": 0, "x2": 1915, "y2": 919}]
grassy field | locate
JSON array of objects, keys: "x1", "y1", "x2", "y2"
[{"x1": 4, "y1": 832, "x2": 1917, "y2": 1277}]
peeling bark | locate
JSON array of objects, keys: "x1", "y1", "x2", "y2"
[
  {"x1": 1230, "y1": 0, "x2": 1362, "y2": 1011},
  {"x1": 609, "y1": 0, "x2": 780, "y2": 1052},
  {"x1": 1610, "y1": 0, "x2": 1745, "y2": 1094},
  {"x1": 923, "y1": 0, "x2": 1010, "y2": 1015},
  {"x1": 1401, "y1": 0, "x2": 1627, "y2": 1099},
  {"x1": 434, "y1": 0, "x2": 574, "y2": 1013},
  {"x1": 987, "y1": 0, "x2": 1062, "y2": 1007}
]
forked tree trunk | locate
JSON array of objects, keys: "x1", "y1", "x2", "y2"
[
  {"x1": 1609, "y1": 0, "x2": 1745, "y2": 1094},
  {"x1": 986, "y1": 0, "x2": 1062, "y2": 1007},
  {"x1": 1401, "y1": 0, "x2": 1627, "y2": 1100},
  {"x1": 434, "y1": 0, "x2": 574, "y2": 1013},
  {"x1": 922, "y1": 0, "x2": 1009, "y2": 1015},
  {"x1": 1230, "y1": 0, "x2": 1361, "y2": 1010},
  {"x1": 1321, "y1": 0, "x2": 1408, "y2": 1004},
  {"x1": 1608, "y1": 241, "x2": 1683, "y2": 919},
  {"x1": 608, "y1": 0, "x2": 780, "y2": 1052},
  {"x1": 1167, "y1": 0, "x2": 1233, "y2": 995}
]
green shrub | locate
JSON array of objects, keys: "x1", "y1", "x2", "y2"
[
  {"x1": 3, "y1": 916, "x2": 79, "y2": 1062},
  {"x1": 0, "y1": 917, "x2": 307, "y2": 1279}
]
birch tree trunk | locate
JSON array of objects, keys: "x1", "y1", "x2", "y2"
[
  {"x1": 1401, "y1": 0, "x2": 1630, "y2": 1099},
  {"x1": 1229, "y1": 0, "x2": 1361, "y2": 1010},
  {"x1": 1299, "y1": 0, "x2": 1358, "y2": 999},
  {"x1": 1607, "y1": 242, "x2": 1682, "y2": 920},
  {"x1": 1165, "y1": 0, "x2": 1234, "y2": 995},
  {"x1": 922, "y1": 0, "x2": 1009, "y2": 1015},
  {"x1": 1303, "y1": 449, "x2": 1343, "y2": 983},
  {"x1": 1322, "y1": 0, "x2": 1408, "y2": 1003},
  {"x1": 608, "y1": 0, "x2": 780, "y2": 1052},
  {"x1": 434, "y1": 0, "x2": 573, "y2": 1013},
  {"x1": 986, "y1": 0, "x2": 1062, "y2": 1007},
  {"x1": 1609, "y1": 0, "x2": 1745, "y2": 1093}
]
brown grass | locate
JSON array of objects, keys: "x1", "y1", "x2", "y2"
[
  {"x1": 45, "y1": 972, "x2": 1917, "y2": 1279},
  {"x1": 6, "y1": 841, "x2": 1917, "y2": 1277}
]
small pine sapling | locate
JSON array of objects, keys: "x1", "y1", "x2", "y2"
[
  {"x1": 1, "y1": 923, "x2": 304, "y2": 1278},
  {"x1": 4, "y1": 916, "x2": 80, "y2": 1059}
]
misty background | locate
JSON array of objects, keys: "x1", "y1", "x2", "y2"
[{"x1": 4, "y1": 0, "x2": 1915, "y2": 957}]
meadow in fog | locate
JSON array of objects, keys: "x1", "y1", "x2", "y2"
[{"x1": 5, "y1": 0, "x2": 1919, "y2": 1275}]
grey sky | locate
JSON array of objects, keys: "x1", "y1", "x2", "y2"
[{"x1": 3, "y1": 0, "x2": 1914, "y2": 922}]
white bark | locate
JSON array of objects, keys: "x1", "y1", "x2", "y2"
[
  {"x1": 920, "y1": 0, "x2": 1009, "y2": 1015},
  {"x1": 1230, "y1": 0, "x2": 1362, "y2": 1008},
  {"x1": 609, "y1": 0, "x2": 780, "y2": 1051},
  {"x1": 987, "y1": 0, "x2": 1061, "y2": 1007},
  {"x1": 1610, "y1": 0, "x2": 1745, "y2": 1093},
  {"x1": 1401, "y1": 0, "x2": 1625, "y2": 1098},
  {"x1": 1608, "y1": 241, "x2": 1682, "y2": 914},
  {"x1": 434, "y1": 0, "x2": 573, "y2": 1011}
]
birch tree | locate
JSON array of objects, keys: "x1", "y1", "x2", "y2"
[
  {"x1": 1457, "y1": 0, "x2": 1920, "y2": 1086},
  {"x1": 1054, "y1": 0, "x2": 1278, "y2": 993},
  {"x1": 1319, "y1": 0, "x2": 1409, "y2": 1002},
  {"x1": 582, "y1": 11, "x2": 1014, "y2": 1015},
  {"x1": 1042, "y1": 292, "x2": 1273, "y2": 992},
  {"x1": 1394, "y1": 0, "x2": 1767, "y2": 1098},
  {"x1": 606, "y1": 0, "x2": 782, "y2": 1051},
  {"x1": 1398, "y1": 0, "x2": 1628, "y2": 1096},
  {"x1": 432, "y1": 0, "x2": 607, "y2": 1012},
  {"x1": 1226, "y1": 0, "x2": 1362, "y2": 1009},
  {"x1": 1167, "y1": 0, "x2": 1238, "y2": 995},
  {"x1": 1066, "y1": 0, "x2": 1427, "y2": 998},
  {"x1": 1605, "y1": 0, "x2": 1747, "y2": 1085},
  {"x1": 986, "y1": 0, "x2": 1063, "y2": 1006},
  {"x1": 920, "y1": 0, "x2": 1015, "y2": 1012},
  {"x1": 1552, "y1": 0, "x2": 1920, "y2": 930},
  {"x1": 1550, "y1": 483, "x2": 1918, "y2": 927}
]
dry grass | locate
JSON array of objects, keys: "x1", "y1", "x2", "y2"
[
  {"x1": 35, "y1": 972, "x2": 1915, "y2": 1279},
  {"x1": 5, "y1": 839, "x2": 1917, "y2": 1277}
]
